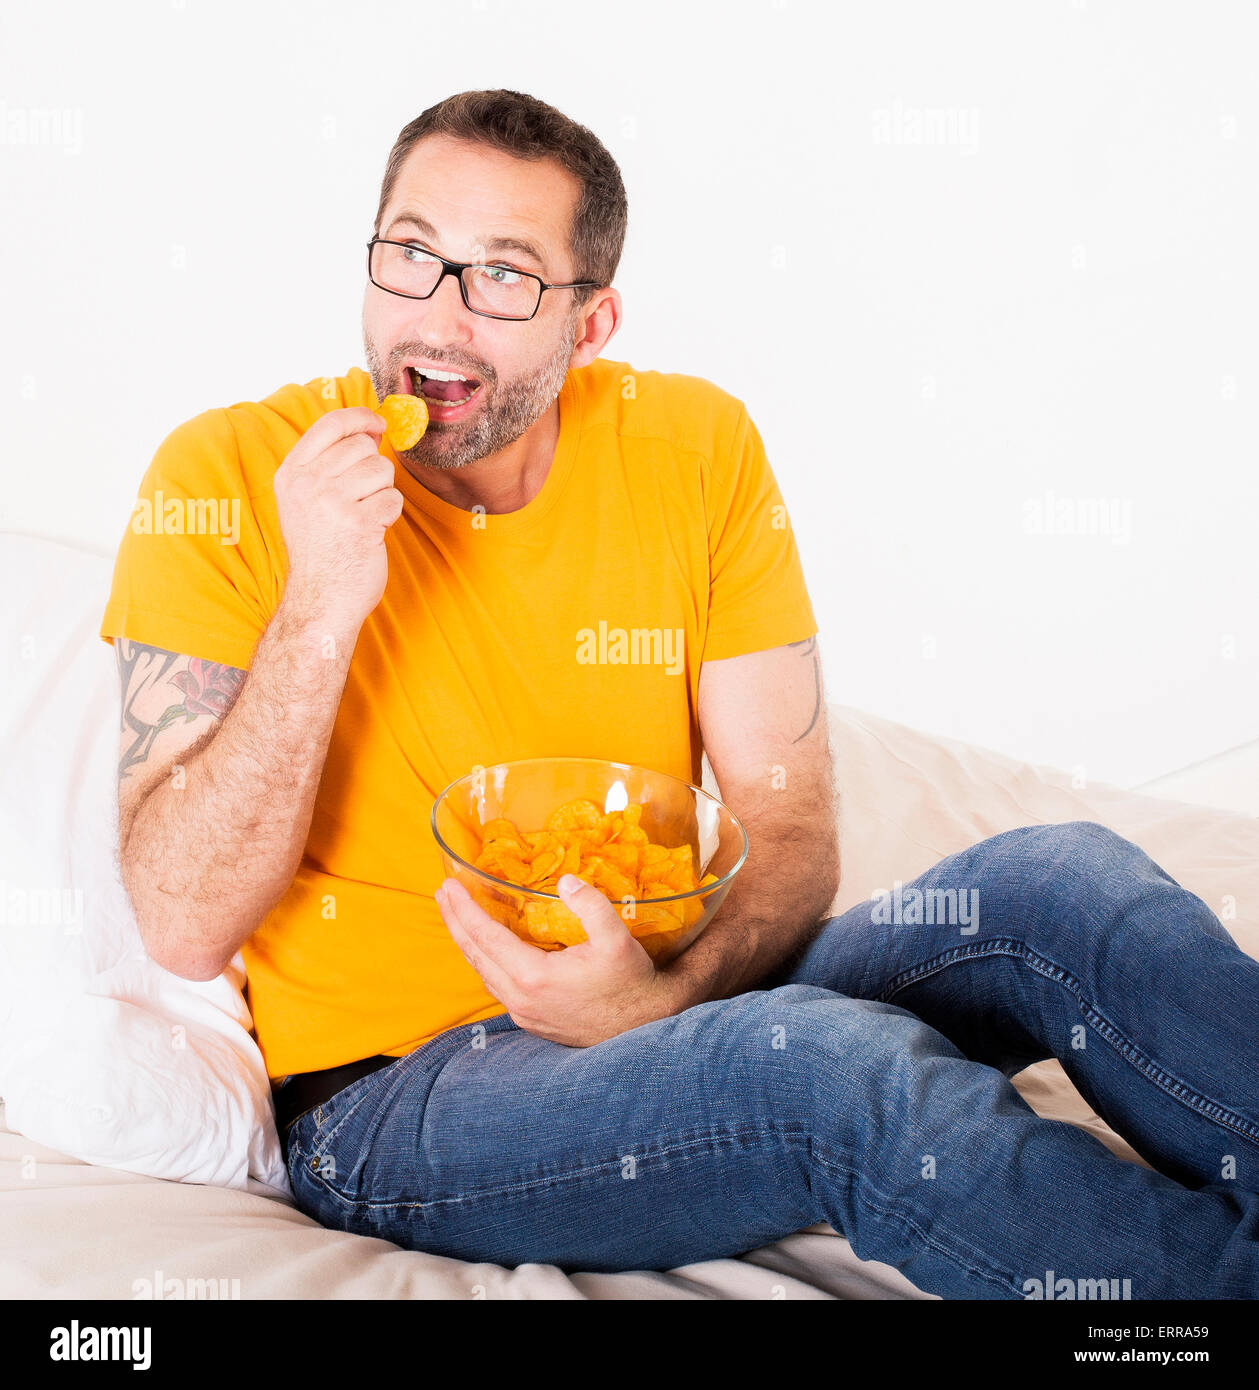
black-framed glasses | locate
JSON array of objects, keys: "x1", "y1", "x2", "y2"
[{"x1": 367, "y1": 237, "x2": 601, "y2": 322}]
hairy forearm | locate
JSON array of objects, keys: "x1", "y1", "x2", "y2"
[
  {"x1": 654, "y1": 807, "x2": 840, "y2": 1013},
  {"x1": 121, "y1": 602, "x2": 358, "y2": 979}
]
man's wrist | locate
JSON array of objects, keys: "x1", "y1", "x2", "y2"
[
  {"x1": 647, "y1": 953, "x2": 712, "y2": 1021},
  {"x1": 273, "y1": 591, "x2": 363, "y2": 660}
]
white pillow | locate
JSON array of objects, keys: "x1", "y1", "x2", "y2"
[{"x1": 0, "y1": 533, "x2": 289, "y2": 1198}]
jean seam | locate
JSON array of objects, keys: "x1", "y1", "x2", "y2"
[
  {"x1": 309, "y1": 1076, "x2": 382, "y2": 1159},
  {"x1": 306, "y1": 1120, "x2": 812, "y2": 1211},
  {"x1": 305, "y1": 1057, "x2": 422, "y2": 1181},
  {"x1": 305, "y1": 1118, "x2": 1022, "y2": 1296},
  {"x1": 878, "y1": 938, "x2": 1259, "y2": 1149}
]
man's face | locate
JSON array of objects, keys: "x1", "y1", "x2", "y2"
[{"x1": 364, "y1": 134, "x2": 587, "y2": 472}]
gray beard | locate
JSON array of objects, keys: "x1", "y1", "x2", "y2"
[{"x1": 364, "y1": 316, "x2": 580, "y2": 473}]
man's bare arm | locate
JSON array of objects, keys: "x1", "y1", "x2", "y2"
[
  {"x1": 117, "y1": 611, "x2": 359, "y2": 981},
  {"x1": 116, "y1": 403, "x2": 403, "y2": 981},
  {"x1": 654, "y1": 636, "x2": 839, "y2": 1011},
  {"x1": 116, "y1": 642, "x2": 246, "y2": 843}
]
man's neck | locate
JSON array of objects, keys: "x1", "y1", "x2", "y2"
[{"x1": 402, "y1": 398, "x2": 561, "y2": 515}]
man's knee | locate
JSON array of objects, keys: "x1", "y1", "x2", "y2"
[
  {"x1": 958, "y1": 820, "x2": 1156, "y2": 911},
  {"x1": 965, "y1": 820, "x2": 1225, "y2": 952},
  {"x1": 984, "y1": 820, "x2": 1145, "y2": 871}
]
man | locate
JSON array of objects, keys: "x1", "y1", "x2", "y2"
[{"x1": 101, "y1": 89, "x2": 1259, "y2": 1298}]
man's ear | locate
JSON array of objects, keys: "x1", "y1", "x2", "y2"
[{"x1": 570, "y1": 286, "x2": 622, "y2": 368}]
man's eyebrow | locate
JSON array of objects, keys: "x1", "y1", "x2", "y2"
[{"x1": 383, "y1": 210, "x2": 548, "y2": 273}]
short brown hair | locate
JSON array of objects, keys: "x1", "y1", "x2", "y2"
[{"x1": 374, "y1": 90, "x2": 627, "y2": 309}]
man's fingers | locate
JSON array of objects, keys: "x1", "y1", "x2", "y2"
[
  {"x1": 332, "y1": 454, "x2": 398, "y2": 503},
  {"x1": 287, "y1": 406, "x2": 385, "y2": 470},
  {"x1": 310, "y1": 432, "x2": 388, "y2": 482},
  {"x1": 444, "y1": 918, "x2": 517, "y2": 1004},
  {"x1": 437, "y1": 881, "x2": 548, "y2": 988},
  {"x1": 361, "y1": 487, "x2": 405, "y2": 529}
]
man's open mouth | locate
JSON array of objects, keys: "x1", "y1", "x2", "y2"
[{"x1": 405, "y1": 365, "x2": 484, "y2": 407}]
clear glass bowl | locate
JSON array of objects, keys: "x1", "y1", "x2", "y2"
[{"x1": 431, "y1": 757, "x2": 749, "y2": 965}]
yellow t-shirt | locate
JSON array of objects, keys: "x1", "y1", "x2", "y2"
[{"x1": 99, "y1": 358, "x2": 818, "y2": 1078}]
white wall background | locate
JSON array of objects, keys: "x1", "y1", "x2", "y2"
[{"x1": 2, "y1": 0, "x2": 1255, "y2": 789}]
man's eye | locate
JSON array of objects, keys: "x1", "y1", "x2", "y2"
[
  {"x1": 402, "y1": 244, "x2": 438, "y2": 264},
  {"x1": 478, "y1": 265, "x2": 522, "y2": 286}
]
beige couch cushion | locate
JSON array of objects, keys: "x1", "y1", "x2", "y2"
[{"x1": 823, "y1": 701, "x2": 1259, "y2": 1168}]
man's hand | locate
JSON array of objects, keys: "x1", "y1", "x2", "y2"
[
  {"x1": 273, "y1": 406, "x2": 403, "y2": 635},
  {"x1": 435, "y1": 874, "x2": 673, "y2": 1047}
]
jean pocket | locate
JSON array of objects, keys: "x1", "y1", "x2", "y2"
[{"x1": 303, "y1": 1063, "x2": 399, "y2": 1201}]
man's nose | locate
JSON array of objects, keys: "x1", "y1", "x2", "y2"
[{"x1": 418, "y1": 269, "x2": 477, "y2": 343}]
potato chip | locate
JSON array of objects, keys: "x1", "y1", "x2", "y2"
[
  {"x1": 379, "y1": 393, "x2": 429, "y2": 450},
  {"x1": 626, "y1": 904, "x2": 682, "y2": 933},
  {"x1": 598, "y1": 841, "x2": 640, "y2": 875},
  {"x1": 545, "y1": 798, "x2": 603, "y2": 832},
  {"x1": 637, "y1": 930, "x2": 685, "y2": 962},
  {"x1": 528, "y1": 847, "x2": 564, "y2": 883},
  {"x1": 522, "y1": 898, "x2": 588, "y2": 946},
  {"x1": 589, "y1": 861, "x2": 637, "y2": 901},
  {"x1": 481, "y1": 850, "x2": 532, "y2": 884},
  {"x1": 583, "y1": 820, "x2": 613, "y2": 848},
  {"x1": 483, "y1": 818, "x2": 525, "y2": 845},
  {"x1": 678, "y1": 872, "x2": 721, "y2": 927}
]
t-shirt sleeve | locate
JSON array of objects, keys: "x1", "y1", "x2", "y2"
[
  {"x1": 702, "y1": 403, "x2": 818, "y2": 662},
  {"x1": 99, "y1": 408, "x2": 280, "y2": 672}
]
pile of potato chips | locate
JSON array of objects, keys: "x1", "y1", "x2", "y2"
[{"x1": 469, "y1": 797, "x2": 719, "y2": 957}]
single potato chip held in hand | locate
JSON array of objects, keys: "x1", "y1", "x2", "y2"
[{"x1": 379, "y1": 393, "x2": 429, "y2": 451}]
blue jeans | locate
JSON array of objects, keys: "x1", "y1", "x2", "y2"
[{"x1": 283, "y1": 822, "x2": 1259, "y2": 1298}]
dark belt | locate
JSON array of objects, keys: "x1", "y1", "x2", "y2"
[{"x1": 273, "y1": 1054, "x2": 397, "y2": 1151}]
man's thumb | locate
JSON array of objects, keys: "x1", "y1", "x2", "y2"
[{"x1": 557, "y1": 874, "x2": 624, "y2": 943}]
